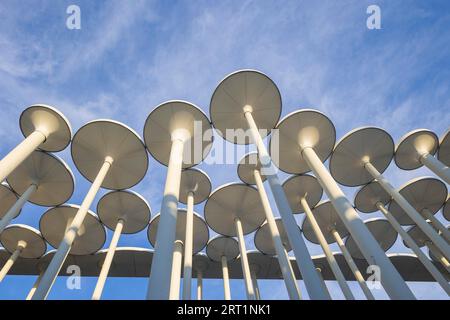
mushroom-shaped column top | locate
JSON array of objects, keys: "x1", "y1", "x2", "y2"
[
  {"x1": 144, "y1": 100, "x2": 213, "y2": 168},
  {"x1": 71, "y1": 119, "x2": 148, "y2": 190},
  {"x1": 20, "y1": 104, "x2": 72, "y2": 152},
  {"x1": 7, "y1": 150, "x2": 74, "y2": 206},
  {"x1": 206, "y1": 236, "x2": 239, "y2": 262},
  {"x1": 404, "y1": 223, "x2": 437, "y2": 248},
  {"x1": 345, "y1": 219, "x2": 397, "y2": 260},
  {"x1": 330, "y1": 127, "x2": 394, "y2": 186},
  {"x1": 395, "y1": 129, "x2": 439, "y2": 170},
  {"x1": 210, "y1": 70, "x2": 281, "y2": 144},
  {"x1": 97, "y1": 190, "x2": 151, "y2": 234},
  {"x1": 302, "y1": 200, "x2": 348, "y2": 244},
  {"x1": 147, "y1": 209, "x2": 209, "y2": 254},
  {"x1": 388, "y1": 177, "x2": 448, "y2": 225},
  {"x1": 254, "y1": 218, "x2": 293, "y2": 255},
  {"x1": 443, "y1": 196, "x2": 450, "y2": 222},
  {"x1": 0, "y1": 224, "x2": 46, "y2": 259},
  {"x1": 354, "y1": 181, "x2": 391, "y2": 213},
  {"x1": 438, "y1": 129, "x2": 450, "y2": 166},
  {"x1": 270, "y1": 109, "x2": 336, "y2": 174},
  {"x1": 282, "y1": 174, "x2": 323, "y2": 213},
  {"x1": 0, "y1": 183, "x2": 19, "y2": 219},
  {"x1": 39, "y1": 204, "x2": 106, "y2": 255},
  {"x1": 237, "y1": 152, "x2": 265, "y2": 185},
  {"x1": 179, "y1": 168, "x2": 212, "y2": 204},
  {"x1": 204, "y1": 183, "x2": 266, "y2": 237}
]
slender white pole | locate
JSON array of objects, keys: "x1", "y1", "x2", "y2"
[
  {"x1": 0, "y1": 131, "x2": 46, "y2": 183},
  {"x1": 92, "y1": 218, "x2": 124, "y2": 300},
  {"x1": 235, "y1": 217, "x2": 256, "y2": 300},
  {"x1": 302, "y1": 147, "x2": 415, "y2": 300},
  {"x1": 364, "y1": 161, "x2": 450, "y2": 260},
  {"x1": 26, "y1": 270, "x2": 44, "y2": 300},
  {"x1": 244, "y1": 109, "x2": 328, "y2": 300},
  {"x1": 420, "y1": 153, "x2": 450, "y2": 185},
  {"x1": 250, "y1": 268, "x2": 261, "y2": 300},
  {"x1": 32, "y1": 157, "x2": 113, "y2": 300},
  {"x1": 147, "y1": 132, "x2": 187, "y2": 300},
  {"x1": 315, "y1": 268, "x2": 332, "y2": 300},
  {"x1": 427, "y1": 242, "x2": 450, "y2": 273},
  {"x1": 331, "y1": 229, "x2": 375, "y2": 300},
  {"x1": 169, "y1": 240, "x2": 184, "y2": 300},
  {"x1": 182, "y1": 192, "x2": 194, "y2": 300},
  {"x1": 377, "y1": 203, "x2": 450, "y2": 295},
  {"x1": 197, "y1": 270, "x2": 203, "y2": 300},
  {"x1": 421, "y1": 209, "x2": 450, "y2": 243},
  {"x1": 253, "y1": 169, "x2": 302, "y2": 300},
  {"x1": 0, "y1": 183, "x2": 37, "y2": 233},
  {"x1": 0, "y1": 241, "x2": 26, "y2": 282},
  {"x1": 301, "y1": 198, "x2": 354, "y2": 300},
  {"x1": 221, "y1": 256, "x2": 231, "y2": 300}
]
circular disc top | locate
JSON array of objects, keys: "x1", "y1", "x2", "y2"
[
  {"x1": 0, "y1": 224, "x2": 46, "y2": 258},
  {"x1": 330, "y1": 127, "x2": 394, "y2": 186},
  {"x1": 345, "y1": 219, "x2": 397, "y2": 260},
  {"x1": 71, "y1": 120, "x2": 148, "y2": 190},
  {"x1": 302, "y1": 201, "x2": 348, "y2": 244},
  {"x1": 437, "y1": 129, "x2": 450, "y2": 166},
  {"x1": 405, "y1": 224, "x2": 434, "y2": 248},
  {"x1": 271, "y1": 110, "x2": 336, "y2": 174},
  {"x1": 395, "y1": 129, "x2": 439, "y2": 170},
  {"x1": 0, "y1": 183, "x2": 18, "y2": 220},
  {"x1": 204, "y1": 183, "x2": 266, "y2": 236},
  {"x1": 354, "y1": 181, "x2": 391, "y2": 213},
  {"x1": 40, "y1": 204, "x2": 106, "y2": 255},
  {"x1": 237, "y1": 152, "x2": 266, "y2": 185},
  {"x1": 97, "y1": 190, "x2": 151, "y2": 234},
  {"x1": 388, "y1": 177, "x2": 448, "y2": 225},
  {"x1": 254, "y1": 218, "x2": 292, "y2": 255},
  {"x1": 144, "y1": 100, "x2": 213, "y2": 168},
  {"x1": 206, "y1": 236, "x2": 239, "y2": 262},
  {"x1": 147, "y1": 209, "x2": 209, "y2": 254},
  {"x1": 179, "y1": 169, "x2": 212, "y2": 204},
  {"x1": 6, "y1": 151, "x2": 74, "y2": 206},
  {"x1": 210, "y1": 70, "x2": 281, "y2": 145},
  {"x1": 20, "y1": 104, "x2": 72, "y2": 152},
  {"x1": 282, "y1": 174, "x2": 323, "y2": 213},
  {"x1": 443, "y1": 196, "x2": 450, "y2": 221}
]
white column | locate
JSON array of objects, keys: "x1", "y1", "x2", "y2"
[
  {"x1": 26, "y1": 270, "x2": 44, "y2": 300},
  {"x1": 421, "y1": 209, "x2": 450, "y2": 243},
  {"x1": 197, "y1": 270, "x2": 203, "y2": 300},
  {"x1": 32, "y1": 157, "x2": 113, "y2": 300},
  {"x1": 377, "y1": 203, "x2": 450, "y2": 295},
  {"x1": 0, "y1": 130, "x2": 46, "y2": 183},
  {"x1": 92, "y1": 218, "x2": 124, "y2": 300},
  {"x1": 253, "y1": 169, "x2": 301, "y2": 300},
  {"x1": 235, "y1": 217, "x2": 256, "y2": 300},
  {"x1": 182, "y1": 191, "x2": 194, "y2": 300},
  {"x1": 427, "y1": 242, "x2": 450, "y2": 273},
  {"x1": 315, "y1": 268, "x2": 332, "y2": 300},
  {"x1": 169, "y1": 240, "x2": 184, "y2": 300},
  {"x1": 244, "y1": 109, "x2": 328, "y2": 300},
  {"x1": 364, "y1": 161, "x2": 450, "y2": 260},
  {"x1": 301, "y1": 198, "x2": 354, "y2": 300},
  {"x1": 0, "y1": 241, "x2": 26, "y2": 282},
  {"x1": 147, "y1": 132, "x2": 187, "y2": 300},
  {"x1": 302, "y1": 147, "x2": 415, "y2": 300},
  {"x1": 331, "y1": 229, "x2": 375, "y2": 300},
  {"x1": 221, "y1": 256, "x2": 231, "y2": 300},
  {"x1": 420, "y1": 153, "x2": 450, "y2": 185},
  {"x1": 0, "y1": 183, "x2": 37, "y2": 233},
  {"x1": 250, "y1": 268, "x2": 261, "y2": 300}
]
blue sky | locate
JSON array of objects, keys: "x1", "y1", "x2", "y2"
[{"x1": 0, "y1": 0, "x2": 449, "y2": 300}]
